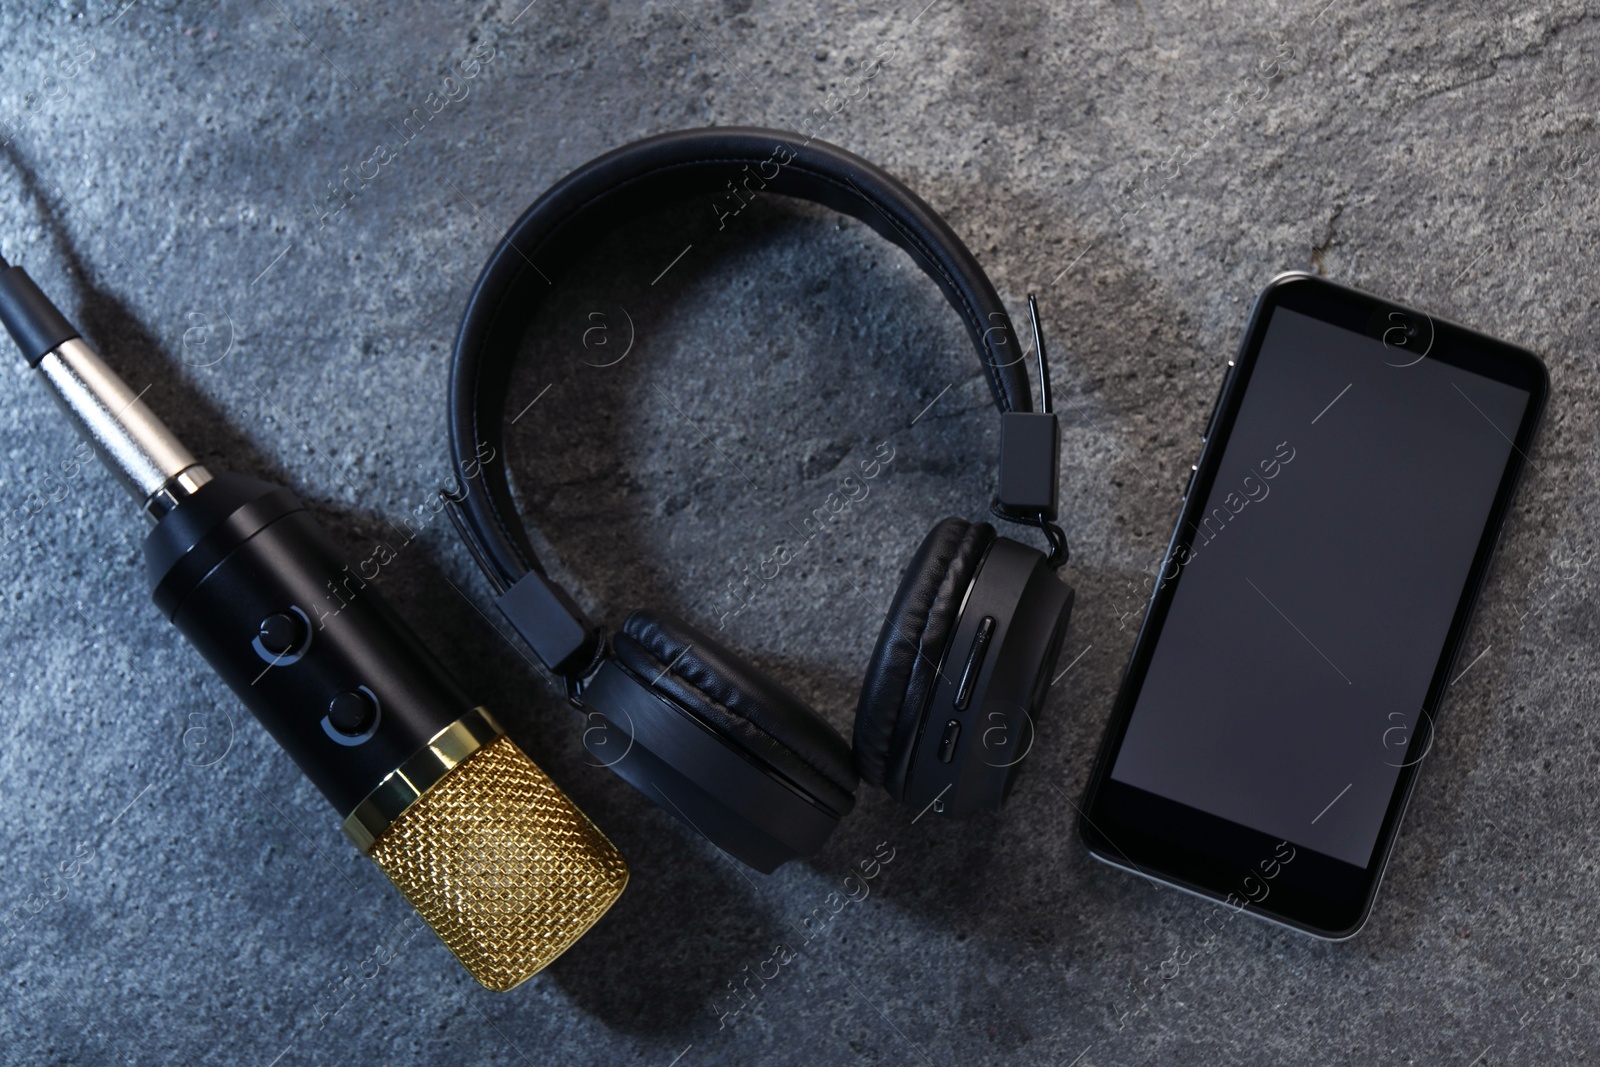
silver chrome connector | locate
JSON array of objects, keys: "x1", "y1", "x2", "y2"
[{"x1": 35, "y1": 336, "x2": 211, "y2": 518}]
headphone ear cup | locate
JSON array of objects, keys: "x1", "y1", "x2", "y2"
[
  {"x1": 854, "y1": 517, "x2": 995, "y2": 795},
  {"x1": 614, "y1": 610, "x2": 858, "y2": 816}
]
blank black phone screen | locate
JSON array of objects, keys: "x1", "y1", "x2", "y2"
[{"x1": 1109, "y1": 305, "x2": 1532, "y2": 867}]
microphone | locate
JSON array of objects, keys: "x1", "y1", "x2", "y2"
[{"x1": 0, "y1": 254, "x2": 627, "y2": 991}]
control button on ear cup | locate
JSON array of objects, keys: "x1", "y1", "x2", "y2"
[
  {"x1": 898, "y1": 536, "x2": 1075, "y2": 817},
  {"x1": 938, "y1": 720, "x2": 961, "y2": 763},
  {"x1": 953, "y1": 615, "x2": 996, "y2": 711},
  {"x1": 614, "y1": 610, "x2": 858, "y2": 816},
  {"x1": 854, "y1": 517, "x2": 996, "y2": 796}
]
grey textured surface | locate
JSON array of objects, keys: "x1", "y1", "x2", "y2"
[{"x1": 1, "y1": 1, "x2": 1597, "y2": 1065}]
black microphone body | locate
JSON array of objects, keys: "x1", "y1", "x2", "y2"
[{"x1": 147, "y1": 471, "x2": 472, "y2": 814}]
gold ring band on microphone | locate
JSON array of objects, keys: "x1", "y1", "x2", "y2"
[{"x1": 342, "y1": 706, "x2": 503, "y2": 852}]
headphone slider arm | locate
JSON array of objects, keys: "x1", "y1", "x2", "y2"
[
  {"x1": 997, "y1": 410, "x2": 1060, "y2": 520},
  {"x1": 997, "y1": 294, "x2": 1061, "y2": 521},
  {"x1": 497, "y1": 570, "x2": 599, "y2": 678}
]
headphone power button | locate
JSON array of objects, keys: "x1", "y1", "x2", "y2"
[{"x1": 938, "y1": 720, "x2": 961, "y2": 763}]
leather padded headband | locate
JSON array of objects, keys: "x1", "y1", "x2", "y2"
[{"x1": 448, "y1": 126, "x2": 1038, "y2": 591}]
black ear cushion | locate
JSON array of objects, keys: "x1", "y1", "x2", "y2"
[
  {"x1": 614, "y1": 609, "x2": 858, "y2": 816},
  {"x1": 854, "y1": 517, "x2": 995, "y2": 791}
]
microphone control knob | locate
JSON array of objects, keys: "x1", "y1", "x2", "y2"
[
  {"x1": 257, "y1": 612, "x2": 305, "y2": 657},
  {"x1": 327, "y1": 690, "x2": 378, "y2": 736}
]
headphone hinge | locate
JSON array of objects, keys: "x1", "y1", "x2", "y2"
[
  {"x1": 563, "y1": 629, "x2": 611, "y2": 710},
  {"x1": 496, "y1": 569, "x2": 600, "y2": 678}
]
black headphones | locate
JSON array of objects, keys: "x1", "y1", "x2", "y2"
[{"x1": 445, "y1": 128, "x2": 1075, "y2": 872}]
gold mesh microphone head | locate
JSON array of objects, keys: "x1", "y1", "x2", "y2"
[{"x1": 343, "y1": 709, "x2": 627, "y2": 991}]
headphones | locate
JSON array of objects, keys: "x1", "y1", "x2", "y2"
[{"x1": 445, "y1": 128, "x2": 1076, "y2": 872}]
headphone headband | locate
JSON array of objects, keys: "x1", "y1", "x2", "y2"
[{"x1": 447, "y1": 127, "x2": 1045, "y2": 675}]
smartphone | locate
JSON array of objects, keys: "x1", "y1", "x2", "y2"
[{"x1": 1078, "y1": 273, "x2": 1548, "y2": 938}]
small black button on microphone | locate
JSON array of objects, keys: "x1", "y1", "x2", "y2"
[
  {"x1": 257, "y1": 613, "x2": 304, "y2": 657},
  {"x1": 328, "y1": 690, "x2": 379, "y2": 735}
]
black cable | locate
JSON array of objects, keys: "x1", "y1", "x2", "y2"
[
  {"x1": 1039, "y1": 516, "x2": 1070, "y2": 569},
  {"x1": 1027, "y1": 293, "x2": 1053, "y2": 414},
  {"x1": 989, "y1": 500, "x2": 1070, "y2": 570},
  {"x1": 0, "y1": 252, "x2": 81, "y2": 367}
]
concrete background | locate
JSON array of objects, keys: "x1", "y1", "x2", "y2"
[{"x1": 2, "y1": 1, "x2": 1597, "y2": 1064}]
